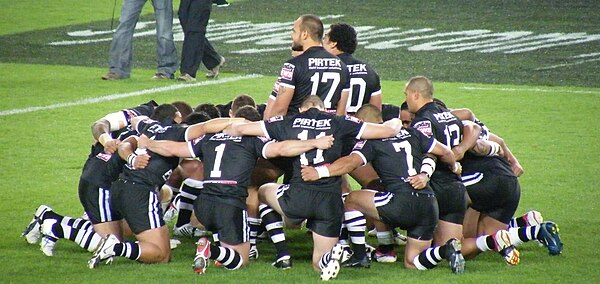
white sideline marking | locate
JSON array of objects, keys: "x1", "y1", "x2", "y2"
[
  {"x1": 535, "y1": 58, "x2": 600, "y2": 71},
  {"x1": 460, "y1": 86, "x2": 600, "y2": 95},
  {"x1": 0, "y1": 74, "x2": 263, "y2": 117}
]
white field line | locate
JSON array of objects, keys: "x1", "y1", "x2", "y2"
[
  {"x1": 0, "y1": 74, "x2": 263, "y2": 117},
  {"x1": 534, "y1": 57, "x2": 600, "y2": 71},
  {"x1": 460, "y1": 86, "x2": 600, "y2": 95}
]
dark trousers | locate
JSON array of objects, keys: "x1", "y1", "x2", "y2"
[{"x1": 178, "y1": 0, "x2": 221, "y2": 77}]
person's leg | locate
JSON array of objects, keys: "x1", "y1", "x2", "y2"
[
  {"x1": 179, "y1": 0, "x2": 211, "y2": 77},
  {"x1": 151, "y1": 0, "x2": 178, "y2": 77},
  {"x1": 342, "y1": 190, "x2": 379, "y2": 266},
  {"x1": 39, "y1": 210, "x2": 105, "y2": 256},
  {"x1": 258, "y1": 183, "x2": 291, "y2": 268},
  {"x1": 462, "y1": 207, "x2": 480, "y2": 239},
  {"x1": 108, "y1": 0, "x2": 147, "y2": 77}
]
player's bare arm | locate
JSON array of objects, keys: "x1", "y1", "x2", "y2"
[
  {"x1": 118, "y1": 136, "x2": 150, "y2": 170},
  {"x1": 452, "y1": 120, "x2": 481, "y2": 160},
  {"x1": 359, "y1": 119, "x2": 402, "y2": 139},
  {"x1": 488, "y1": 132, "x2": 524, "y2": 176},
  {"x1": 225, "y1": 121, "x2": 266, "y2": 137},
  {"x1": 301, "y1": 153, "x2": 363, "y2": 181},
  {"x1": 137, "y1": 135, "x2": 192, "y2": 158},
  {"x1": 185, "y1": 117, "x2": 245, "y2": 141},
  {"x1": 266, "y1": 86, "x2": 294, "y2": 119},
  {"x1": 336, "y1": 89, "x2": 349, "y2": 116},
  {"x1": 265, "y1": 135, "x2": 334, "y2": 158}
]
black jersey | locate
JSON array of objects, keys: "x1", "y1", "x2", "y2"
[
  {"x1": 337, "y1": 53, "x2": 382, "y2": 114},
  {"x1": 273, "y1": 46, "x2": 350, "y2": 116},
  {"x1": 188, "y1": 133, "x2": 270, "y2": 208},
  {"x1": 261, "y1": 108, "x2": 365, "y2": 193},
  {"x1": 119, "y1": 120, "x2": 187, "y2": 187},
  {"x1": 381, "y1": 103, "x2": 400, "y2": 122},
  {"x1": 411, "y1": 102, "x2": 464, "y2": 182},
  {"x1": 461, "y1": 153, "x2": 515, "y2": 186},
  {"x1": 352, "y1": 128, "x2": 436, "y2": 194},
  {"x1": 80, "y1": 101, "x2": 157, "y2": 188}
]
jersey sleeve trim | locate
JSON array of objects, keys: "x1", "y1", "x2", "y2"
[
  {"x1": 427, "y1": 139, "x2": 438, "y2": 153},
  {"x1": 260, "y1": 121, "x2": 271, "y2": 139},
  {"x1": 186, "y1": 141, "x2": 197, "y2": 158},
  {"x1": 350, "y1": 151, "x2": 368, "y2": 166},
  {"x1": 355, "y1": 123, "x2": 367, "y2": 139},
  {"x1": 278, "y1": 82, "x2": 295, "y2": 90},
  {"x1": 371, "y1": 89, "x2": 382, "y2": 96},
  {"x1": 261, "y1": 140, "x2": 276, "y2": 159}
]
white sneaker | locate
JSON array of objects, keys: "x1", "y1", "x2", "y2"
[
  {"x1": 320, "y1": 244, "x2": 344, "y2": 281},
  {"x1": 174, "y1": 224, "x2": 209, "y2": 238},
  {"x1": 22, "y1": 205, "x2": 52, "y2": 244},
  {"x1": 394, "y1": 231, "x2": 408, "y2": 246},
  {"x1": 163, "y1": 196, "x2": 180, "y2": 223},
  {"x1": 40, "y1": 236, "x2": 57, "y2": 256},
  {"x1": 88, "y1": 234, "x2": 119, "y2": 269}
]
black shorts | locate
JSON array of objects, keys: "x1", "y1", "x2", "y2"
[
  {"x1": 277, "y1": 184, "x2": 343, "y2": 238},
  {"x1": 375, "y1": 191, "x2": 438, "y2": 240},
  {"x1": 110, "y1": 179, "x2": 165, "y2": 234},
  {"x1": 194, "y1": 194, "x2": 249, "y2": 245},
  {"x1": 466, "y1": 174, "x2": 521, "y2": 224},
  {"x1": 78, "y1": 178, "x2": 115, "y2": 224},
  {"x1": 429, "y1": 179, "x2": 467, "y2": 224}
]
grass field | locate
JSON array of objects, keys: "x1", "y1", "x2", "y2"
[{"x1": 1, "y1": 0, "x2": 600, "y2": 283}]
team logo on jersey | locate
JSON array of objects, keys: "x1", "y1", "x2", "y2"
[
  {"x1": 353, "y1": 140, "x2": 367, "y2": 150},
  {"x1": 95, "y1": 152, "x2": 112, "y2": 162},
  {"x1": 192, "y1": 134, "x2": 206, "y2": 146},
  {"x1": 413, "y1": 120, "x2": 433, "y2": 137},
  {"x1": 344, "y1": 115, "x2": 363, "y2": 123},
  {"x1": 280, "y1": 63, "x2": 295, "y2": 80},
  {"x1": 257, "y1": 136, "x2": 271, "y2": 143},
  {"x1": 268, "y1": 116, "x2": 284, "y2": 123}
]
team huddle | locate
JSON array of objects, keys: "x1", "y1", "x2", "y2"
[{"x1": 21, "y1": 14, "x2": 563, "y2": 281}]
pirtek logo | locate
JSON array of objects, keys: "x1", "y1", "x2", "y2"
[
  {"x1": 48, "y1": 15, "x2": 600, "y2": 57},
  {"x1": 292, "y1": 118, "x2": 332, "y2": 128}
]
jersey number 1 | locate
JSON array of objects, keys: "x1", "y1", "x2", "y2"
[{"x1": 210, "y1": 143, "x2": 226, "y2": 178}]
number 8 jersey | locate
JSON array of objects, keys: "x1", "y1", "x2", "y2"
[
  {"x1": 273, "y1": 46, "x2": 350, "y2": 116},
  {"x1": 411, "y1": 102, "x2": 464, "y2": 182}
]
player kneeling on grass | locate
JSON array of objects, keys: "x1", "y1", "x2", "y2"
[
  {"x1": 138, "y1": 106, "x2": 335, "y2": 273},
  {"x1": 301, "y1": 104, "x2": 466, "y2": 275}
]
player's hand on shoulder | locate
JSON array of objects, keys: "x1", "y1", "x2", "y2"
[{"x1": 301, "y1": 165, "x2": 319, "y2": 181}]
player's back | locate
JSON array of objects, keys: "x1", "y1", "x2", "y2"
[
  {"x1": 193, "y1": 133, "x2": 266, "y2": 203},
  {"x1": 353, "y1": 128, "x2": 435, "y2": 194},
  {"x1": 411, "y1": 102, "x2": 463, "y2": 182},
  {"x1": 338, "y1": 53, "x2": 381, "y2": 114},
  {"x1": 278, "y1": 46, "x2": 349, "y2": 115},
  {"x1": 263, "y1": 108, "x2": 364, "y2": 192},
  {"x1": 121, "y1": 121, "x2": 187, "y2": 187}
]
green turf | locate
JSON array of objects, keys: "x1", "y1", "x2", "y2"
[
  {"x1": 1, "y1": 63, "x2": 600, "y2": 283},
  {"x1": 1, "y1": 0, "x2": 600, "y2": 282}
]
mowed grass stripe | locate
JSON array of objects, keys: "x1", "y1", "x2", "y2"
[{"x1": 0, "y1": 74, "x2": 262, "y2": 117}]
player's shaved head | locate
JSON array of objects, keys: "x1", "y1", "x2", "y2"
[
  {"x1": 301, "y1": 95, "x2": 325, "y2": 110},
  {"x1": 355, "y1": 104, "x2": 383, "y2": 123},
  {"x1": 405, "y1": 76, "x2": 434, "y2": 99},
  {"x1": 299, "y1": 14, "x2": 324, "y2": 42}
]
